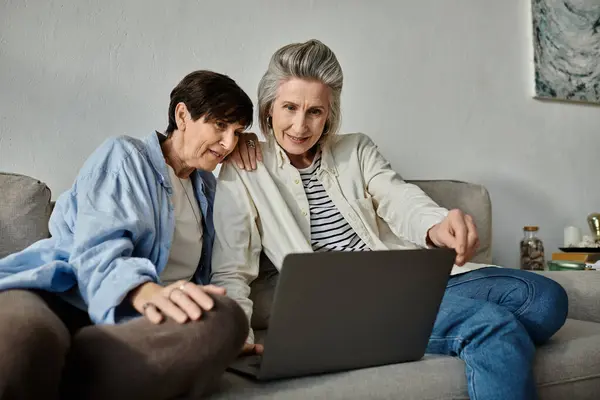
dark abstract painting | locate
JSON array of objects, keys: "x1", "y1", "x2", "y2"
[{"x1": 532, "y1": 0, "x2": 600, "y2": 104}]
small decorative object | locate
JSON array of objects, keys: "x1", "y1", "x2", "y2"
[
  {"x1": 587, "y1": 213, "x2": 600, "y2": 242},
  {"x1": 531, "y1": 0, "x2": 600, "y2": 104},
  {"x1": 564, "y1": 226, "x2": 582, "y2": 247},
  {"x1": 547, "y1": 260, "x2": 587, "y2": 271},
  {"x1": 520, "y1": 226, "x2": 545, "y2": 271}
]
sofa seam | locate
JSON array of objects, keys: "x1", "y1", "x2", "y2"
[{"x1": 538, "y1": 373, "x2": 600, "y2": 387}]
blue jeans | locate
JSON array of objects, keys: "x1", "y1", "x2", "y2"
[{"x1": 426, "y1": 267, "x2": 568, "y2": 400}]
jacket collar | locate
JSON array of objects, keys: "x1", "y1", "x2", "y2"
[
  {"x1": 270, "y1": 136, "x2": 338, "y2": 176},
  {"x1": 319, "y1": 139, "x2": 339, "y2": 177}
]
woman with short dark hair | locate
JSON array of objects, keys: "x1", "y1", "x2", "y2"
[{"x1": 0, "y1": 70, "x2": 258, "y2": 400}]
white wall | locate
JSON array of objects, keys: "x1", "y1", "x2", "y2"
[{"x1": 1, "y1": 0, "x2": 598, "y2": 268}]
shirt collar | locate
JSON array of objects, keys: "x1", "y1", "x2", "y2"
[{"x1": 143, "y1": 131, "x2": 172, "y2": 189}]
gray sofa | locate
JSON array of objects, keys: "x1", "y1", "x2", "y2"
[{"x1": 2, "y1": 172, "x2": 600, "y2": 399}]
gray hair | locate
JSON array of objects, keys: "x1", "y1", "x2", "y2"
[{"x1": 257, "y1": 39, "x2": 343, "y2": 143}]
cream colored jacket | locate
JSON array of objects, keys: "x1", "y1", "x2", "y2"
[{"x1": 211, "y1": 133, "x2": 487, "y2": 343}]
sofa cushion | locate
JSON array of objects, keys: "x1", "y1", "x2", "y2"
[
  {"x1": 213, "y1": 355, "x2": 468, "y2": 400},
  {"x1": 537, "y1": 319, "x2": 600, "y2": 399},
  {"x1": 207, "y1": 319, "x2": 600, "y2": 399},
  {"x1": 0, "y1": 172, "x2": 52, "y2": 258}
]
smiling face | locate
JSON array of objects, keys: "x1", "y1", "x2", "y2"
[{"x1": 270, "y1": 78, "x2": 331, "y2": 167}]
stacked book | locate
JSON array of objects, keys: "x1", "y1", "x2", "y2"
[{"x1": 550, "y1": 252, "x2": 600, "y2": 271}]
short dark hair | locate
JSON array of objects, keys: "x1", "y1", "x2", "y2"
[{"x1": 165, "y1": 70, "x2": 253, "y2": 134}]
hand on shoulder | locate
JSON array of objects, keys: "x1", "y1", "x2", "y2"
[{"x1": 226, "y1": 132, "x2": 263, "y2": 171}]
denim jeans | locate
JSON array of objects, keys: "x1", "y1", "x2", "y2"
[{"x1": 426, "y1": 267, "x2": 568, "y2": 400}]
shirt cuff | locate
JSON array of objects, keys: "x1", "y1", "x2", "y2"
[
  {"x1": 88, "y1": 269, "x2": 157, "y2": 324},
  {"x1": 417, "y1": 210, "x2": 449, "y2": 248}
]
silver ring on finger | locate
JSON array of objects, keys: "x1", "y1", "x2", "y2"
[
  {"x1": 179, "y1": 282, "x2": 188, "y2": 293},
  {"x1": 246, "y1": 139, "x2": 256, "y2": 149}
]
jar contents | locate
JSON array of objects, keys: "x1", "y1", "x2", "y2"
[{"x1": 520, "y1": 226, "x2": 545, "y2": 271}]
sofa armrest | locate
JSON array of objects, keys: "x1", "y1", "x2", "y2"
[
  {"x1": 0, "y1": 172, "x2": 52, "y2": 258},
  {"x1": 536, "y1": 271, "x2": 600, "y2": 323}
]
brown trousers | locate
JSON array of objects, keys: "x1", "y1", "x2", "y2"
[{"x1": 0, "y1": 289, "x2": 248, "y2": 400}]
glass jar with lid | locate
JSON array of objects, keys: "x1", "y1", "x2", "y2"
[{"x1": 520, "y1": 226, "x2": 545, "y2": 271}]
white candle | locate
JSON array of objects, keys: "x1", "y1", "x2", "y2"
[{"x1": 564, "y1": 226, "x2": 582, "y2": 247}]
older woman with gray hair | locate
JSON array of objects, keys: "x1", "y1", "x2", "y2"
[{"x1": 211, "y1": 39, "x2": 568, "y2": 400}]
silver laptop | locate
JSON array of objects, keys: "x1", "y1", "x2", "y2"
[{"x1": 228, "y1": 248, "x2": 455, "y2": 381}]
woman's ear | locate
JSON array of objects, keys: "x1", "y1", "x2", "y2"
[{"x1": 174, "y1": 102, "x2": 188, "y2": 131}]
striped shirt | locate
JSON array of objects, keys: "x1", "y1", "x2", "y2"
[{"x1": 298, "y1": 151, "x2": 370, "y2": 252}]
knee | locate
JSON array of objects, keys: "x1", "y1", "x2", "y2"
[
  {"x1": 6, "y1": 317, "x2": 69, "y2": 358},
  {"x1": 207, "y1": 295, "x2": 249, "y2": 349},
  {"x1": 501, "y1": 275, "x2": 567, "y2": 321},
  {"x1": 0, "y1": 292, "x2": 70, "y2": 362},
  {"x1": 0, "y1": 293, "x2": 69, "y2": 399},
  {"x1": 495, "y1": 271, "x2": 568, "y2": 343},
  {"x1": 172, "y1": 295, "x2": 249, "y2": 353},
  {"x1": 531, "y1": 276, "x2": 568, "y2": 340}
]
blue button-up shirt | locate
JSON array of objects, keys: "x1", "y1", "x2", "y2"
[{"x1": 0, "y1": 132, "x2": 216, "y2": 324}]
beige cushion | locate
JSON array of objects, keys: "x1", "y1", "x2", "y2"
[
  {"x1": 0, "y1": 172, "x2": 52, "y2": 258},
  {"x1": 211, "y1": 319, "x2": 600, "y2": 399},
  {"x1": 536, "y1": 319, "x2": 600, "y2": 399}
]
